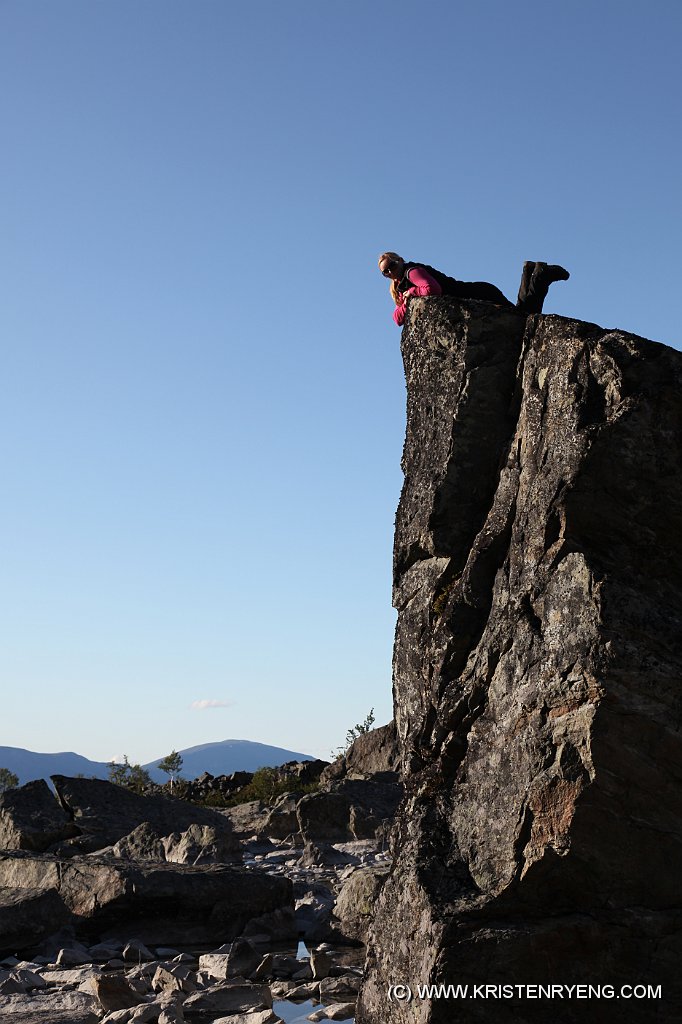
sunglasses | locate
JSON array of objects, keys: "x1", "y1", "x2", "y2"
[{"x1": 381, "y1": 260, "x2": 399, "y2": 277}]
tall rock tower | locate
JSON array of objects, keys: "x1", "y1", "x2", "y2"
[{"x1": 357, "y1": 298, "x2": 682, "y2": 1023}]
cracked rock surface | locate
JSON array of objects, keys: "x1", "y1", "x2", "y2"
[{"x1": 357, "y1": 298, "x2": 682, "y2": 1024}]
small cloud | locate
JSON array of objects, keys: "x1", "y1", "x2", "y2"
[{"x1": 189, "y1": 699, "x2": 234, "y2": 711}]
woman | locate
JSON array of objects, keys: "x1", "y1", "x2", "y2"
[{"x1": 378, "y1": 252, "x2": 569, "y2": 326}]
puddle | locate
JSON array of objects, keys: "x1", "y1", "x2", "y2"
[
  {"x1": 272, "y1": 940, "x2": 357, "y2": 1022},
  {"x1": 274, "y1": 999, "x2": 354, "y2": 1023}
]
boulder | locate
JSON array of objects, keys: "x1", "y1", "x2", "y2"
[
  {"x1": 269, "y1": 953, "x2": 299, "y2": 978},
  {"x1": 89, "y1": 940, "x2": 125, "y2": 959},
  {"x1": 251, "y1": 952, "x2": 273, "y2": 980},
  {"x1": 198, "y1": 939, "x2": 263, "y2": 981},
  {"x1": 55, "y1": 941, "x2": 92, "y2": 965},
  {"x1": 225, "y1": 937, "x2": 262, "y2": 977},
  {"x1": 286, "y1": 980, "x2": 319, "y2": 999},
  {"x1": 241, "y1": 905, "x2": 297, "y2": 944},
  {"x1": 212, "y1": 1012, "x2": 282, "y2": 1024},
  {"x1": 0, "y1": 976, "x2": 26, "y2": 994},
  {"x1": 298, "y1": 842, "x2": 349, "y2": 868},
  {"x1": 45, "y1": 966, "x2": 102, "y2": 984},
  {"x1": 0, "y1": 779, "x2": 78, "y2": 852},
  {"x1": 182, "y1": 981, "x2": 272, "y2": 1016},
  {"x1": 51, "y1": 775, "x2": 240, "y2": 856},
  {"x1": 151, "y1": 963, "x2": 196, "y2": 994},
  {"x1": 296, "y1": 779, "x2": 401, "y2": 845},
  {"x1": 275, "y1": 759, "x2": 329, "y2": 785},
  {"x1": 219, "y1": 800, "x2": 270, "y2": 838},
  {"x1": 260, "y1": 793, "x2": 301, "y2": 840},
  {"x1": 296, "y1": 792, "x2": 353, "y2": 843},
  {"x1": 321, "y1": 723, "x2": 399, "y2": 784},
  {"x1": 0, "y1": 850, "x2": 293, "y2": 945},
  {"x1": 318, "y1": 1004, "x2": 356, "y2": 1022},
  {"x1": 8, "y1": 967, "x2": 45, "y2": 989},
  {"x1": 331, "y1": 867, "x2": 388, "y2": 944},
  {"x1": 331, "y1": 778, "x2": 401, "y2": 819},
  {"x1": 101, "y1": 1008, "x2": 158, "y2": 1024},
  {"x1": 113, "y1": 821, "x2": 239, "y2": 866},
  {"x1": 88, "y1": 973, "x2": 143, "y2": 1012},
  {"x1": 113, "y1": 823, "x2": 165, "y2": 861},
  {"x1": 198, "y1": 952, "x2": 230, "y2": 980},
  {"x1": 0, "y1": 886, "x2": 72, "y2": 954},
  {"x1": 319, "y1": 974, "x2": 361, "y2": 1000},
  {"x1": 331, "y1": 778, "x2": 402, "y2": 838},
  {"x1": 294, "y1": 882, "x2": 335, "y2": 941},
  {"x1": 122, "y1": 939, "x2": 155, "y2": 961},
  {"x1": 357, "y1": 298, "x2": 682, "y2": 1023},
  {"x1": 310, "y1": 949, "x2": 333, "y2": 979},
  {"x1": 163, "y1": 823, "x2": 237, "y2": 864},
  {"x1": 0, "y1": 990, "x2": 101, "y2": 1022}
]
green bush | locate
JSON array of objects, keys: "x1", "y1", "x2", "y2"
[
  {"x1": 108, "y1": 755, "x2": 152, "y2": 794},
  {"x1": 0, "y1": 767, "x2": 19, "y2": 793},
  {"x1": 331, "y1": 707, "x2": 375, "y2": 760},
  {"x1": 199, "y1": 768, "x2": 320, "y2": 808}
]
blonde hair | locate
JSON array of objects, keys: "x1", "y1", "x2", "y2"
[{"x1": 378, "y1": 251, "x2": 405, "y2": 305}]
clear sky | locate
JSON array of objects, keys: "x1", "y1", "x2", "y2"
[{"x1": 1, "y1": 0, "x2": 681, "y2": 764}]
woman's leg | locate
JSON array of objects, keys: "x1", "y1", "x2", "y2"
[
  {"x1": 517, "y1": 262, "x2": 570, "y2": 313},
  {"x1": 447, "y1": 279, "x2": 514, "y2": 307}
]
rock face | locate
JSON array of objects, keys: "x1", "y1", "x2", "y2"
[{"x1": 358, "y1": 298, "x2": 682, "y2": 1023}]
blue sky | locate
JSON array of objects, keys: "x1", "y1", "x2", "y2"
[{"x1": 1, "y1": 0, "x2": 680, "y2": 764}]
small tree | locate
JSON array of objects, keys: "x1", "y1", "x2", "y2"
[
  {"x1": 158, "y1": 750, "x2": 183, "y2": 790},
  {"x1": 331, "y1": 707, "x2": 376, "y2": 759},
  {"x1": 108, "y1": 755, "x2": 152, "y2": 793},
  {"x1": 0, "y1": 767, "x2": 19, "y2": 793}
]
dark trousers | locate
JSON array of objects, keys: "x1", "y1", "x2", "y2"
[{"x1": 443, "y1": 280, "x2": 514, "y2": 307}]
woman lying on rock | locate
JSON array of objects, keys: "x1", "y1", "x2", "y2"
[{"x1": 378, "y1": 252, "x2": 569, "y2": 327}]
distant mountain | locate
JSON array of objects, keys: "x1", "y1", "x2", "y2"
[
  {"x1": 0, "y1": 747, "x2": 112, "y2": 786},
  {"x1": 0, "y1": 739, "x2": 316, "y2": 787},
  {"x1": 143, "y1": 739, "x2": 316, "y2": 783}
]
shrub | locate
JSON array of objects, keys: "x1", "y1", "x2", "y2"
[
  {"x1": 0, "y1": 767, "x2": 19, "y2": 793},
  {"x1": 331, "y1": 707, "x2": 375, "y2": 759},
  {"x1": 108, "y1": 755, "x2": 152, "y2": 794},
  {"x1": 199, "y1": 768, "x2": 320, "y2": 808}
]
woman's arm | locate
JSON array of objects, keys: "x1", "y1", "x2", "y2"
[
  {"x1": 393, "y1": 267, "x2": 441, "y2": 325},
  {"x1": 402, "y1": 266, "x2": 443, "y2": 297}
]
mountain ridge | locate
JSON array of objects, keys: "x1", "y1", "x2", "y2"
[{"x1": 0, "y1": 738, "x2": 316, "y2": 786}]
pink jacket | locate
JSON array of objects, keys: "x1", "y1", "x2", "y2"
[{"x1": 393, "y1": 266, "x2": 442, "y2": 325}]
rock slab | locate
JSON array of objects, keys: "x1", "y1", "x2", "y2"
[
  {"x1": 0, "y1": 851, "x2": 293, "y2": 944},
  {"x1": 51, "y1": 775, "x2": 240, "y2": 855}
]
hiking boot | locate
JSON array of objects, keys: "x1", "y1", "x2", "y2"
[
  {"x1": 518, "y1": 260, "x2": 535, "y2": 298},
  {"x1": 517, "y1": 261, "x2": 570, "y2": 314},
  {"x1": 544, "y1": 263, "x2": 570, "y2": 282}
]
